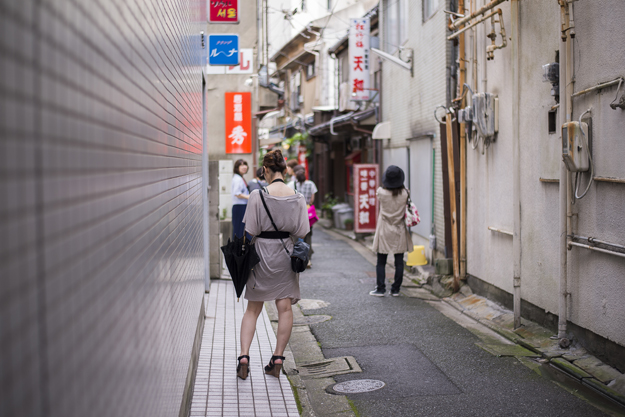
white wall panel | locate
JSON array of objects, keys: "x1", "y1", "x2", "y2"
[{"x1": 0, "y1": 1, "x2": 205, "y2": 416}]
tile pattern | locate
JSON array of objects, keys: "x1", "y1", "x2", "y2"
[
  {"x1": 0, "y1": 1, "x2": 205, "y2": 416},
  {"x1": 192, "y1": 281, "x2": 300, "y2": 416}
]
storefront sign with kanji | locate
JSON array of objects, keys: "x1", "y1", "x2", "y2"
[
  {"x1": 208, "y1": 0, "x2": 239, "y2": 23},
  {"x1": 353, "y1": 164, "x2": 378, "y2": 233},
  {"x1": 225, "y1": 92, "x2": 251, "y2": 154},
  {"x1": 348, "y1": 18, "x2": 370, "y2": 101}
]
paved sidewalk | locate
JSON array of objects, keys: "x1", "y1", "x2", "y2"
[{"x1": 190, "y1": 280, "x2": 299, "y2": 417}]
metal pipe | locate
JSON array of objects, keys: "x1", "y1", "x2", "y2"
[
  {"x1": 570, "y1": 235, "x2": 625, "y2": 251},
  {"x1": 594, "y1": 176, "x2": 625, "y2": 184},
  {"x1": 568, "y1": 242, "x2": 625, "y2": 259},
  {"x1": 449, "y1": 0, "x2": 508, "y2": 30},
  {"x1": 488, "y1": 226, "x2": 513, "y2": 236},
  {"x1": 511, "y1": 0, "x2": 521, "y2": 330},
  {"x1": 557, "y1": 0, "x2": 571, "y2": 343},
  {"x1": 448, "y1": 9, "x2": 499, "y2": 40},
  {"x1": 571, "y1": 78, "x2": 624, "y2": 98}
]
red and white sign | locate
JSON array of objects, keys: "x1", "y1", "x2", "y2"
[
  {"x1": 297, "y1": 145, "x2": 309, "y2": 179},
  {"x1": 208, "y1": 0, "x2": 239, "y2": 23},
  {"x1": 354, "y1": 164, "x2": 378, "y2": 233},
  {"x1": 206, "y1": 48, "x2": 253, "y2": 74},
  {"x1": 225, "y1": 92, "x2": 252, "y2": 154},
  {"x1": 349, "y1": 18, "x2": 370, "y2": 101}
]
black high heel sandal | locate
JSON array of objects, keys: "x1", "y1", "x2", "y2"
[
  {"x1": 237, "y1": 355, "x2": 250, "y2": 380},
  {"x1": 264, "y1": 355, "x2": 285, "y2": 378}
]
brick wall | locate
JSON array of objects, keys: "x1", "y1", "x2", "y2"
[{"x1": 0, "y1": 1, "x2": 205, "y2": 416}]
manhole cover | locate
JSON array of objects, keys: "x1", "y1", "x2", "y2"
[{"x1": 329, "y1": 379, "x2": 385, "y2": 394}]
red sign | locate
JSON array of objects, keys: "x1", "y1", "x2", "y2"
[
  {"x1": 209, "y1": 0, "x2": 239, "y2": 23},
  {"x1": 225, "y1": 92, "x2": 251, "y2": 154},
  {"x1": 354, "y1": 164, "x2": 379, "y2": 233},
  {"x1": 297, "y1": 145, "x2": 309, "y2": 179}
]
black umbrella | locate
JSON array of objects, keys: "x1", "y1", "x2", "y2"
[{"x1": 220, "y1": 235, "x2": 260, "y2": 301}]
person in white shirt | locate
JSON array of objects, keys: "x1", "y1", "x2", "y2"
[{"x1": 231, "y1": 159, "x2": 250, "y2": 239}]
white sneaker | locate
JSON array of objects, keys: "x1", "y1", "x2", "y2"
[{"x1": 369, "y1": 290, "x2": 385, "y2": 297}]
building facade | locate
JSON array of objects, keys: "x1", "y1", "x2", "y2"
[
  {"x1": 460, "y1": 0, "x2": 625, "y2": 369},
  {"x1": 1, "y1": 1, "x2": 207, "y2": 416}
]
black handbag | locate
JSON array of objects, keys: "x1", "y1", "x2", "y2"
[{"x1": 259, "y1": 189, "x2": 310, "y2": 273}]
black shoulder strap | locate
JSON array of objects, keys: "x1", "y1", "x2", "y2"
[{"x1": 259, "y1": 188, "x2": 290, "y2": 255}]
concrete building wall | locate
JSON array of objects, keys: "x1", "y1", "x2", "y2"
[
  {"x1": 205, "y1": 0, "x2": 258, "y2": 277},
  {"x1": 466, "y1": 0, "x2": 625, "y2": 348},
  {"x1": 0, "y1": 1, "x2": 205, "y2": 416},
  {"x1": 380, "y1": 0, "x2": 447, "y2": 254}
]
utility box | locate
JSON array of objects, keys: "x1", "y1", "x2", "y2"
[
  {"x1": 435, "y1": 258, "x2": 454, "y2": 275},
  {"x1": 331, "y1": 203, "x2": 351, "y2": 228}
]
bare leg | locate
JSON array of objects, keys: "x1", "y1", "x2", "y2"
[
  {"x1": 273, "y1": 298, "x2": 294, "y2": 364},
  {"x1": 239, "y1": 301, "x2": 264, "y2": 364}
]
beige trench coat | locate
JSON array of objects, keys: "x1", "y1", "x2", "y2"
[{"x1": 371, "y1": 187, "x2": 412, "y2": 254}]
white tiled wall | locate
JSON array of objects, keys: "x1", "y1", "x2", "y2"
[{"x1": 0, "y1": 1, "x2": 205, "y2": 416}]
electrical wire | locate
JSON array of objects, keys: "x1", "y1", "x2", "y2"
[{"x1": 574, "y1": 108, "x2": 594, "y2": 201}]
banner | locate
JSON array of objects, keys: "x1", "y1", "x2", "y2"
[
  {"x1": 348, "y1": 18, "x2": 371, "y2": 101},
  {"x1": 225, "y1": 92, "x2": 252, "y2": 154},
  {"x1": 354, "y1": 164, "x2": 378, "y2": 233},
  {"x1": 206, "y1": 49, "x2": 253, "y2": 74}
]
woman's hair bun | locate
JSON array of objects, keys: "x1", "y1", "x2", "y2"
[{"x1": 263, "y1": 149, "x2": 287, "y2": 174}]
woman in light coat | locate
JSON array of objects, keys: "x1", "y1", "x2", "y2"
[{"x1": 370, "y1": 165, "x2": 412, "y2": 297}]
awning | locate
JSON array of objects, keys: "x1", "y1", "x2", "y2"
[
  {"x1": 372, "y1": 121, "x2": 391, "y2": 139},
  {"x1": 308, "y1": 108, "x2": 376, "y2": 137}
]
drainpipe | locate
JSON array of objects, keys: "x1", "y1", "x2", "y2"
[
  {"x1": 557, "y1": 0, "x2": 572, "y2": 347},
  {"x1": 511, "y1": 0, "x2": 522, "y2": 329}
]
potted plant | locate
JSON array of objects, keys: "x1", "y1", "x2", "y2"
[
  {"x1": 321, "y1": 193, "x2": 339, "y2": 219},
  {"x1": 344, "y1": 218, "x2": 354, "y2": 231}
]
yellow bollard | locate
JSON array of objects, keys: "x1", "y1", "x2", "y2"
[{"x1": 406, "y1": 245, "x2": 427, "y2": 266}]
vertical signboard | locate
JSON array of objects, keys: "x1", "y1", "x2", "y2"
[
  {"x1": 208, "y1": 0, "x2": 239, "y2": 23},
  {"x1": 225, "y1": 92, "x2": 252, "y2": 154},
  {"x1": 349, "y1": 18, "x2": 371, "y2": 101},
  {"x1": 354, "y1": 164, "x2": 378, "y2": 233},
  {"x1": 297, "y1": 145, "x2": 309, "y2": 178}
]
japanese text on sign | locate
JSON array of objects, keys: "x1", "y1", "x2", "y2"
[
  {"x1": 225, "y1": 92, "x2": 251, "y2": 154},
  {"x1": 209, "y1": 0, "x2": 239, "y2": 23},
  {"x1": 354, "y1": 164, "x2": 378, "y2": 233},
  {"x1": 348, "y1": 18, "x2": 370, "y2": 101}
]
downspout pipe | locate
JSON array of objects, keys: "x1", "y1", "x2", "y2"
[
  {"x1": 511, "y1": 0, "x2": 522, "y2": 330},
  {"x1": 557, "y1": 0, "x2": 571, "y2": 347}
]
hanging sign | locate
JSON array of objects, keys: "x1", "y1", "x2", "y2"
[
  {"x1": 225, "y1": 92, "x2": 252, "y2": 154},
  {"x1": 208, "y1": 0, "x2": 239, "y2": 23},
  {"x1": 208, "y1": 34, "x2": 239, "y2": 66},
  {"x1": 349, "y1": 18, "x2": 371, "y2": 101},
  {"x1": 354, "y1": 164, "x2": 378, "y2": 233}
]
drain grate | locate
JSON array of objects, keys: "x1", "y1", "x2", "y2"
[
  {"x1": 327, "y1": 379, "x2": 386, "y2": 394},
  {"x1": 297, "y1": 356, "x2": 362, "y2": 379}
]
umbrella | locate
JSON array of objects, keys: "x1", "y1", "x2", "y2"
[{"x1": 220, "y1": 235, "x2": 260, "y2": 301}]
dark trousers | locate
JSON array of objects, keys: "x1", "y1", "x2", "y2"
[
  {"x1": 376, "y1": 252, "x2": 404, "y2": 293},
  {"x1": 232, "y1": 204, "x2": 247, "y2": 239}
]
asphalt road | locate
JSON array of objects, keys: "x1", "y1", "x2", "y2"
[{"x1": 298, "y1": 228, "x2": 608, "y2": 417}]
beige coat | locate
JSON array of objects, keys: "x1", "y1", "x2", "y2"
[{"x1": 372, "y1": 187, "x2": 412, "y2": 254}]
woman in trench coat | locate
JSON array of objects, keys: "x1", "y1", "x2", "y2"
[{"x1": 370, "y1": 165, "x2": 412, "y2": 297}]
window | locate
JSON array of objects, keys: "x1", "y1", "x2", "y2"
[
  {"x1": 384, "y1": 0, "x2": 409, "y2": 52},
  {"x1": 423, "y1": 0, "x2": 439, "y2": 21},
  {"x1": 306, "y1": 60, "x2": 316, "y2": 79}
]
